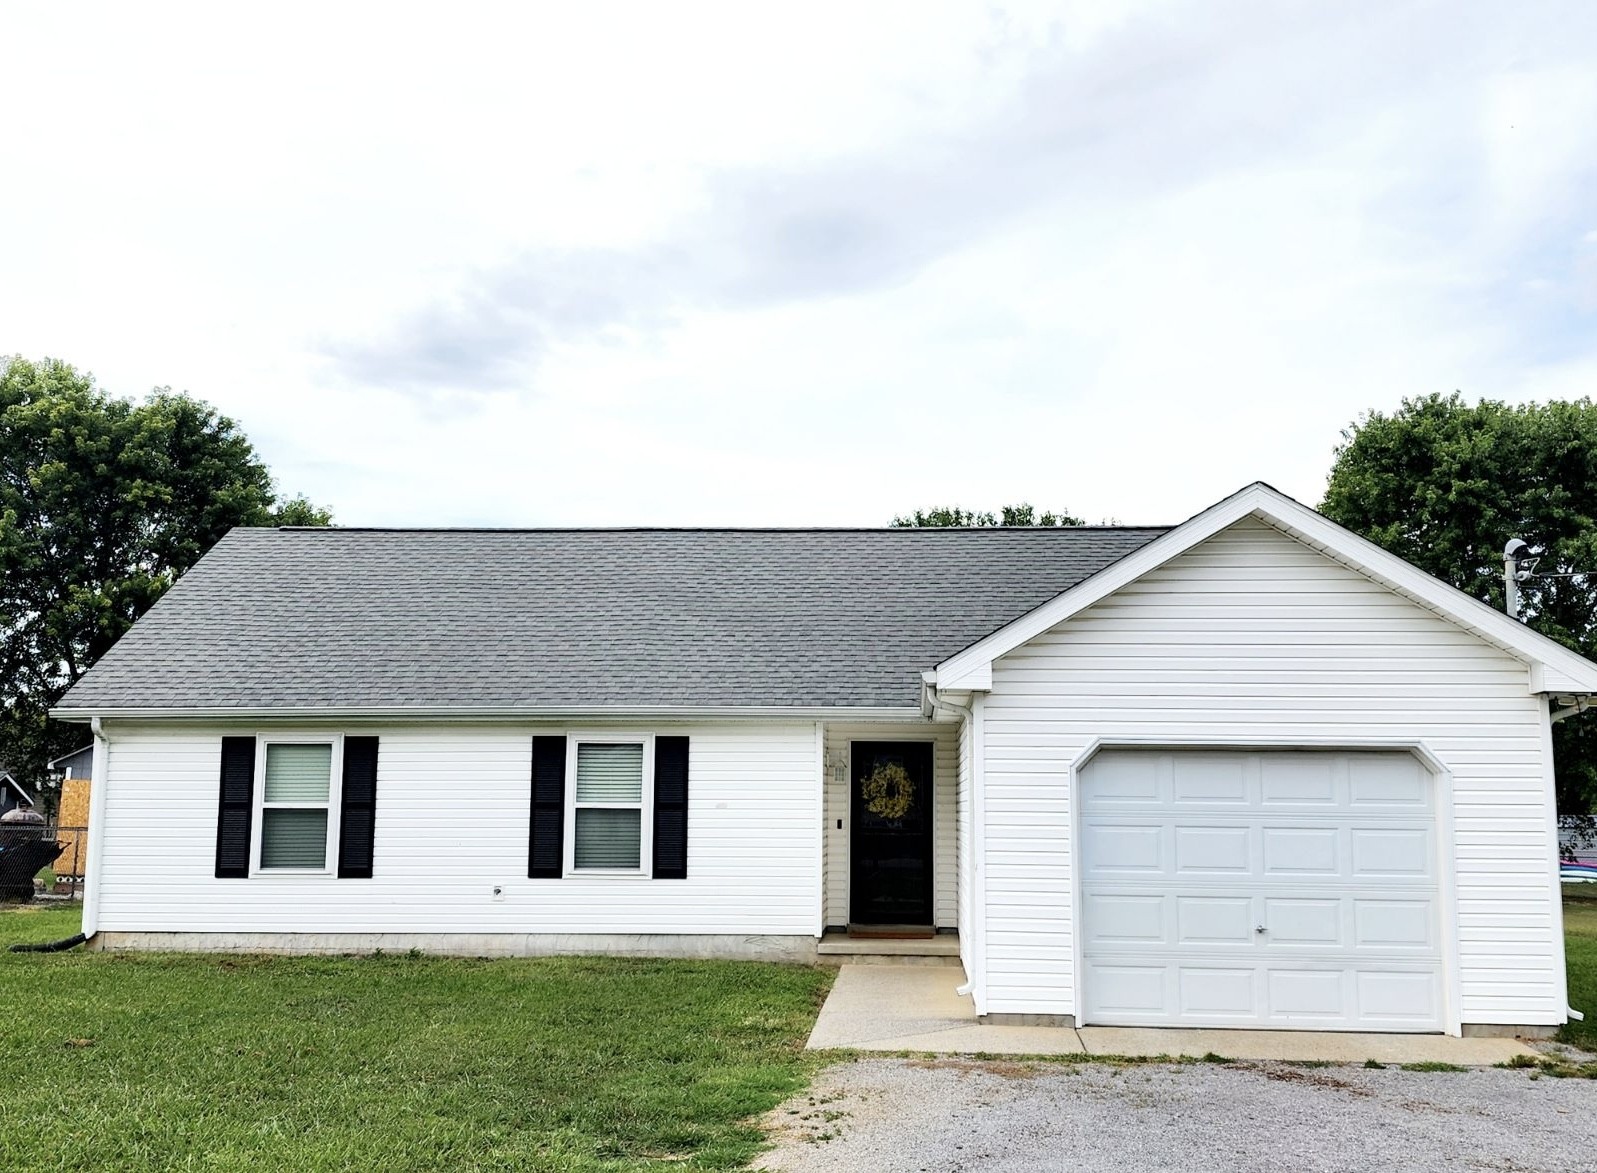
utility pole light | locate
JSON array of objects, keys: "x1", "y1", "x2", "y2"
[{"x1": 1504, "y1": 538, "x2": 1535, "y2": 619}]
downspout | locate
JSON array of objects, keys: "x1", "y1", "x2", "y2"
[
  {"x1": 1548, "y1": 696, "x2": 1592, "y2": 1023},
  {"x1": 925, "y1": 682, "x2": 981, "y2": 1002},
  {"x1": 80, "y1": 716, "x2": 110, "y2": 942}
]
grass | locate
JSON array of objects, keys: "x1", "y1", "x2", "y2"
[
  {"x1": 0, "y1": 905, "x2": 834, "y2": 1172},
  {"x1": 1497, "y1": 1051, "x2": 1597, "y2": 1078},
  {"x1": 1562, "y1": 885, "x2": 1597, "y2": 1049}
]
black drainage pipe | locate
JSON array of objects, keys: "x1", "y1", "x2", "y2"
[{"x1": 9, "y1": 932, "x2": 88, "y2": 953}]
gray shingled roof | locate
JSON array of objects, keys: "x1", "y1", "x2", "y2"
[{"x1": 57, "y1": 526, "x2": 1169, "y2": 712}]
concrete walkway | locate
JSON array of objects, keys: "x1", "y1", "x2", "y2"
[{"x1": 808, "y1": 964, "x2": 1538, "y2": 1064}]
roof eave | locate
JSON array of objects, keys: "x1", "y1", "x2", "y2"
[{"x1": 49, "y1": 703, "x2": 928, "y2": 724}]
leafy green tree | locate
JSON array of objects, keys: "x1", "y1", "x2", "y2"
[
  {"x1": 1322, "y1": 392, "x2": 1597, "y2": 813},
  {"x1": 1, "y1": 356, "x2": 331, "y2": 809},
  {"x1": 892, "y1": 503, "x2": 1084, "y2": 527}
]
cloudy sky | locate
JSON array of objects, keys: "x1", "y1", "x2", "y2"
[{"x1": 3, "y1": 1, "x2": 1595, "y2": 527}]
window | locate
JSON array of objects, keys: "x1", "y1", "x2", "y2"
[
  {"x1": 569, "y1": 738, "x2": 651, "y2": 872},
  {"x1": 256, "y1": 739, "x2": 340, "y2": 871}
]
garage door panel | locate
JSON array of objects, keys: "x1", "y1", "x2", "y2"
[
  {"x1": 1084, "y1": 894, "x2": 1165, "y2": 944},
  {"x1": 1260, "y1": 755, "x2": 1338, "y2": 804},
  {"x1": 1179, "y1": 967, "x2": 1257, "y2": 1016},
  {"x1": 1262, "y1": 827, "x2": 1339, "y2": 874},
  {"x1": 1081, "y1": 754, "x2": 1162, "y2": 802},
  {"x1": 1354, "y1": 900, "x2": 1435, "y2": 948},
  {"x1": 1080, "y1": 748, "x2": 1444, "y2": 1032},
  {"x1": 1266, "y1": 969, "x2": 1346, "y2": 1018},
  {"x1": 1349, "y1": 756, "x2": 1429, "y2": 807},
  {"x1": 1351, "y1": 828, "x2": 1431, "y2": 876},
  {"x1": 1174, "y1": 826, "x2": 1251, "y2": 872},
  {"x1": 1263, "y1": 898, "x2": 1341, "y2": 946},
  {"x1": 1088, "y1": 964, "x2": 1167, "y2": 1013},
  {"x1": 1085, "y1": 823, "x2": 1163, "y2": 872},
  {"x1": 1355, "y1": 971, "x2": 1440, "y2": 1023},
  {"x1": 1176, "y1": 896, "x2": 1253, "y2": 945},
  {"x1": 1171, "y1": 755, "x2": 1249, "y2": 803}
]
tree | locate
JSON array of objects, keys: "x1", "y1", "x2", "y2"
[
  {"x1": 0, "y1": 356, "x2": 331, "y2": 809},
  {"x1": 892, "y1": 503, "x2": 1084, "y2": 527},
  {"x1": 1322, "y1": 391, "x2": 1597, "y2": 812}
]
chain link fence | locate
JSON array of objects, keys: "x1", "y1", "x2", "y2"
[
  {"x1": 42, "y1": 823, "x2": 88, "y2": 898},
  {"x1": 0, "y1": 822, "x2": 87, "y2": 900}
]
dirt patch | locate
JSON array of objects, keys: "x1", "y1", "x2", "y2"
[
  {"x1": 1250, "y1": 1063, "x2": 1366, "y2": 1095},
  {"x1": 904, "y1": 1058, "x2": 1044, "y2": 1080}
]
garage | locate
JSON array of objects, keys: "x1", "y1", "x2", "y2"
[{"x1": 1079, "y1": 747, "x2": 1445, "y2": 1032}]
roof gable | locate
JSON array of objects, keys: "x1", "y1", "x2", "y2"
[
  {"x1": 0, "y1": 772, "x2": 32, "y2": 806},
  {"x1": 47, "y1": 745, "x2": 95, "y2": 775},
  {"x1": 935, "y1": 482, "x2": 1597, "y2": 695}
]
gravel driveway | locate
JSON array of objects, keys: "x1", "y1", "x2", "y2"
[{"x1": 758, "y1": 1057, "x2": 1597, "y2": 1172}]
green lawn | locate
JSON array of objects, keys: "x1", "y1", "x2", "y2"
[
  {"x1": 0, "y1": 905, "x2": 833, "y2": 1172},
  {"x1": 1563, "y1": 886, "x2": 1597, "y2": 1049}
]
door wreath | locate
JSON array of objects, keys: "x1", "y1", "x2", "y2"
[{"x1": 861, "y1": 761, "x2": 914, "y2": 820}]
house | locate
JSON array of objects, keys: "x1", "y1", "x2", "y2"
[
  {"x1": 52, "y1": 483, "x2": 1597, "y2": 1038},
  {"x1": 49, "y1": 745, "x2": 94, "y2": 781},
  {"x1": 47, "y1": 745, "x2": 95, "y2": 878},
  {"x1": 0, "y1": 767, "x2": 34, "y2": 818}
]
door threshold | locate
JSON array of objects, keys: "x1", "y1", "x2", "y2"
[{"x1": 847, "y1": 924, "x2": 935, "y2": 940}]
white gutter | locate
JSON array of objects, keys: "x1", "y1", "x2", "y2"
[
  {"x1": 81, "y1": 717, "x2": 110, "y2": 939},
  {"x1": 50, "y1": 704, "x2": 925, "y2": 724}
]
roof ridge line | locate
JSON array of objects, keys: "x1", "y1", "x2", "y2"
[{"x1": 266, "y1": 525, "x2": 1177, "y2": 534}]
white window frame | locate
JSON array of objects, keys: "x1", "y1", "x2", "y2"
[
  {"x1": 564, "y1": 733, "x2": 654, "y2": 877},
  {"x1": 251, "y1": 733, "x2": 343, "y2": 875}
]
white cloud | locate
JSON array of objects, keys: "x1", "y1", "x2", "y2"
[{"x1": 2, "y1": 0, "x2": 1595, "y2": 527}]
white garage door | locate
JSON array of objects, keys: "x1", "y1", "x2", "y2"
[{"x1": 1079, "y1": 749, "x2": 1444, "y2": 1032}]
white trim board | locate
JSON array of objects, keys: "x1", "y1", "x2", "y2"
[{"x1": 936, "y1": 481, "x2": 1597, "y2": 695}]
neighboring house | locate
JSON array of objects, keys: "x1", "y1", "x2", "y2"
[
  {"x1": 0, "y1": 768, "x2": 34, "y2": 817},
  {"x1": 48, "y1": 745, "x2": 95, "y2": 877},
  {"x1": 49, "y1": 745, "x2": 94, "y2": 781},
  {"x1": 52, "y1": 483, "x2": 1597, "y2": 1038}
]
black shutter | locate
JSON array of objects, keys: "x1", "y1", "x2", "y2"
[
  {"x1": 529, "y1": 736, "x2": 566, "y2": 878},
  {"x1": 337, "y1": 736, "x2": 380, "y2": 878},
  {"x1": 653, "y1": 736, "x2": 689, "y2": 879},
  {"x1": 215, "y1": 737, "x2": 256, "y2": 878}
]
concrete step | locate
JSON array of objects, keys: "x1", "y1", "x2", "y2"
[{"x1": 816, "y1": 934, "x2": 962, "y2": 967}]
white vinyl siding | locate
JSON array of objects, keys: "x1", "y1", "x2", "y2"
[
  {"x1": 981, "y1": 515, "x2": 1561, "y2": 1026},
  {"x1": 95, "y1": 721, "x2": 819, "y2": 936},
  {"x1": 822, "y1": 722, "x2": 958, "y2": 930}
]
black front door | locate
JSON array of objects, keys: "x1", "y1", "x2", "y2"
[{"x1": 850, "y1": 741, "x2": 934, "y2": 926}]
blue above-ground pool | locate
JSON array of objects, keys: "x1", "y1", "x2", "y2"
[{"x1": 1561, "y1": 858, "x2": 1597, "y2": 882}]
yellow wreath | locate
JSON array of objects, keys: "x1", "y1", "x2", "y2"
[{"x1": 862, "y1": 761, "x2": 914, "y2": 820}]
